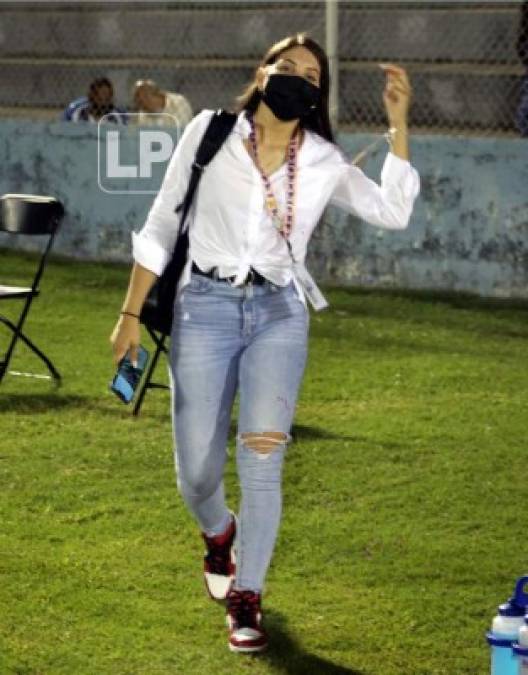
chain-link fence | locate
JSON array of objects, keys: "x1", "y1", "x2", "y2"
[{"x1": 0, "y1": 1, "x2": 526, "y2": 136}]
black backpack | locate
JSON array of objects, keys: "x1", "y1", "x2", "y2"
[{"x1": 140, "y1": 110, "x2": 237, "y2": 335}]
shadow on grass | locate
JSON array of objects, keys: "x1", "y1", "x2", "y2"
[
  {"x1": 291, "y1": 424, "x2": 356, "y2": 441},
  {"x1": 0, "y1": 392, "x2": 90, "y2": 414},
  {"x1": 261, "y1": 608, "x2": 364, "y2": 674},
  {"x1": 91, "y1": 398, "x2": 171, "y2": 422},
  {"x1": 0, "y1": 390, "x2": 174, "y2": 422},
  {"x1": 290, "y1": 424, "x2": 405, "y2": 450}
]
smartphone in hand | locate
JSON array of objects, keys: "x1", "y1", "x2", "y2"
[{"x1": 109, "y1": 345, "x2": 149, "y2": 404}]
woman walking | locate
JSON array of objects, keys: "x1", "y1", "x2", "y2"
[{"x1": 110, "y1": 34, "x2": 419, "y2": 653}]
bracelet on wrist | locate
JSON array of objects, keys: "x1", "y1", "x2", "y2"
[
  {"x1": 385, "y1": 126, "x2": 408, "y2": 150},
  {"x1": 120, "y1": 311, "x2": 140, "y2": 320}
]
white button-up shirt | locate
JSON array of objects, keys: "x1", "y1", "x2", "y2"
[{"x1": 132, "y1": 109, "x2": 420, "y2": 291}]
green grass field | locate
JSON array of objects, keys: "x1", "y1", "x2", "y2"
[{"x1": 1, "y1": 248, "x2": 527, "y2": 675}]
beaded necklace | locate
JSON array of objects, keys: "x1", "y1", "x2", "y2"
[{"x1": 247, "y1": 113, "x2": 299, "y2": 249}]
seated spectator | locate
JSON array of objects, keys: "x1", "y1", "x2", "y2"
[
  {"x1": 132, "y1": 79, "x2": 193, "y2": 128},
  {"x1": 63, "y1": 77, "x2": 127, "y2": 124}
]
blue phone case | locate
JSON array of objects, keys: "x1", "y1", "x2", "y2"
[{"x1": 109, "y1": 345, "x2": 149, "y2": 404}]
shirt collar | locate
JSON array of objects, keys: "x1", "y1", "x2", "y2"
[{"x1": 233, "y1": 109, "x2": 252, "y2": 137}]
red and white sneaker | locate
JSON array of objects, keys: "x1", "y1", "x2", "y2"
[
  {"x1": 226, "y1": 588, "x2": 268, "y2": 653},
  {"x1": 202, "y1": 513, "x2": 236, "y2": 600}
]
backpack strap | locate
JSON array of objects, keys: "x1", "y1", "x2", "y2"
[{"x1": 174, "y1": 109, "x2": 238, "y2": 232}]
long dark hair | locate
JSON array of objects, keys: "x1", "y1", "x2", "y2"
[{"x1": 235, "y1": 33, "x2": 335, "y2": 143}]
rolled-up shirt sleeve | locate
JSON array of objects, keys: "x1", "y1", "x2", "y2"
[
  {"x1": 131, "y1": 109, "x2": 214, "y2": 276},
  {"x1": 329, "y1": 151, "x2": 420, "y2": 230}
]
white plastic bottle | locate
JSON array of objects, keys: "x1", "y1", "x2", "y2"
[{"x1": 486, "y1": 598, "x2": 525, "y2": 675}]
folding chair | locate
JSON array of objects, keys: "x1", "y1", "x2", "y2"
[
  {"x1": 0, "y1": 193, "x2": 65, "y2": 385},
  {"x1": 132, "y1": 294, "x2": 170, "y2": 416}
]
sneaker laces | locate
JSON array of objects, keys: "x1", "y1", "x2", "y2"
[
  {"x1": 203, "y1": 520, "x2": 234, "y2": 575},
  {"x1": 228, "y1": 590, "x2": 261, "y2": 629},
  {"x1": 204, "y1": 538, "x2": 232, "y2": 575}
]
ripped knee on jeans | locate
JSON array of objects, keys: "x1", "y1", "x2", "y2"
[{"x1": 238, "y1": 431, "x2": 290, "y2": 455}]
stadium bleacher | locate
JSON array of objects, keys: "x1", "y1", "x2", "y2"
[{"x1": 0, "y1": 1, "x2": 524, "y2": 132}]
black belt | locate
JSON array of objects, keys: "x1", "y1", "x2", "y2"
[{"x1": 191, "y1": 261, "x2": 268, "y2": 285}]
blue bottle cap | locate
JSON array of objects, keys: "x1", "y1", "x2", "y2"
[
  {"x1": 498, "y1": 597, "x2": 525, "y2": 617},
  {"x1": 515, "y1": 575, "x2": 528, "y2": 609}
]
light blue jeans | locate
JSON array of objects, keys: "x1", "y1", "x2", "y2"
[{"x1": 168, "y1": 272, "x2": 309, "y2": 593}]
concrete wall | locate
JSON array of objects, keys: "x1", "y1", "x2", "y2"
[
  {"x1": 314, "y1": 134, "x2": 528, "y2": 298},
  {"x1": 0, "y1": 118, "x2": 527, "y2": 299}
]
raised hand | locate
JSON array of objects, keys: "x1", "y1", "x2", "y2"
[{"x1": 379, "y1": 63, "x2": 412, "y2": 129}]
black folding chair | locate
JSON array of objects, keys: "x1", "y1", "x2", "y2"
[
  {"x1": 0, "y1": 193, "x2": 65, "y2": 385},
  {"x1": 132, "y1": 294, "x2": 170, "y2": 416}
]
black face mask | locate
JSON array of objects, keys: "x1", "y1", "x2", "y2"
[{"x1": 262, "y1": 73, "x2": 320, "y2": 121}]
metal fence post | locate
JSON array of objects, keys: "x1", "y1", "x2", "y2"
[{"x1": 326, "y1": 0, "x2": 339, "y2": 130}]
